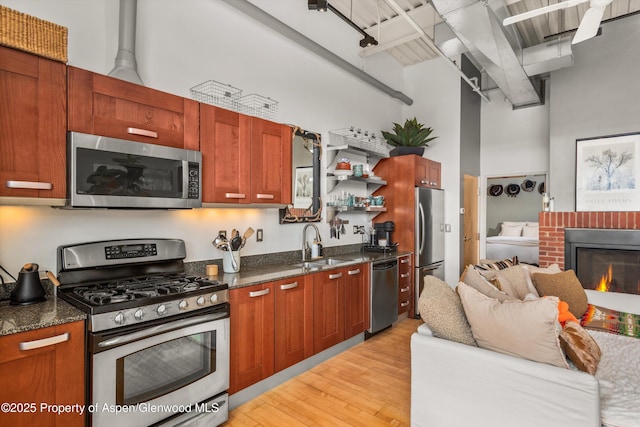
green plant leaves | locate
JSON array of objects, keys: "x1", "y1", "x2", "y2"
[{"x1": 381, "y1": 117, "x2": 437, "y2": 147}]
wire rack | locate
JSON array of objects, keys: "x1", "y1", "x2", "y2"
[
  {"x1": 329, "y1": 127, "x2": 390, "y2": 157},
  {"x1": 190, "y1": 80, "x2": 279, "y2": 121},
  {"x1": 189, "y1": 80, "x2": 242, "y2": 111},
  {"x1": 238, "y1": 94, "x2": 279, "y2": 121}
]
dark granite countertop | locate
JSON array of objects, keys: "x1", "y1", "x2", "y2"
[
  {"x1": 0, "y1": 296, "x2": 86, "y2": 336},
  {"x1": 199, "y1": 250, "x2": 412, "y2": 290}
]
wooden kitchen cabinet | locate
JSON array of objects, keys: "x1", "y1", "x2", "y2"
[
  {"x1": 313, "y1": 263, "x2": 368, "y2": 354},
  {"x1": 0, "y1": 46, "x2": 66, "y2": 199},
  {"x1": 274, "y1": 275, "x2": 314, "y2": 372},
  {"x1": 0, "y1": 320, "x2": 85, "y2": 427},
  {"x1": 230, "y1": 274, "x2": 313, "y2": 393},
  {"x1": 67, "y1": 66, "x2": 199, "y2": 150},
  {"x1": 398, "y1": 255, "x2": 413, "y2": 315},
  {"x1": 199, "y1": 103, "x2": 292, "y2": 205},
  {"x1": 229, "y1": 282, "x2": 275, "y2": 394}
]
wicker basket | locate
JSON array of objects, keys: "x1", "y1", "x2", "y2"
[{"x1": 0, "y1": 5, "x2": 68, "y2": 62}]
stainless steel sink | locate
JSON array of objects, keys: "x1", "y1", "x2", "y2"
[{"x1": 291, "y1": 258, "x2": 349, "y2": 269}]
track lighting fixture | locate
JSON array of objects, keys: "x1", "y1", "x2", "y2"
[
  {"x1": 308, "y1": 0, "x2": 328, "y2": 12},
  {"x1": 359, "y1": 34, "x2": 378, "y2": 48}
]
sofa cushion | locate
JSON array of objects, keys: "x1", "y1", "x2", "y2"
[
  {"x1": 418, "y1": 276, "x2": 477, "y2": 346},
  {"x1": 532, "y1": 270, "x2": 589, "y2": 318},
  {"x1": 559, "y1": 322, "x2": 601, "y2": 375},
  {"x1": 501, "y1": 224, "x2": 523, "y2": 236},
  {"x1": 458, "y1": 282, "x2": 568, "y2": 368},
  {"x1": 460, "y1": 265, "x2": 515, "y2": 302}
]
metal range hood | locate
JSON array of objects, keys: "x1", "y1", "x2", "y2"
[{"x1": 431, "y1": 0, "x2": 546, "y2": 108}]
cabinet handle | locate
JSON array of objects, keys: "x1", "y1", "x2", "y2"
[
  {"x1": 400, "y1": 301, "x2": 410, "y2": 307},
  {"x1": 6, "y1": 180, "x2": 53, "y2": 190},
  {"x1": 420, "y1": 180, "x2": 428, "y2": 184},
  {"x1": 127, "y1": 127, "x2": 158, "y2": 138},
  {"x1": 347, "y1": 269, "x2": 360, "y2": 276},
  {"x1": 19, "y1": 332, "x2": 69, "y2": 351},
  {"x1": 249, "y1": 289, "x2": 270, "y2": 298},
  {"x1": 255, "y1": 194, "x2": 275, "y2": 199},
  {"x1": 400, "y1": 273, "x2": 411, "y2": 279},
  {"x1": 328, "y1": 273, "x2": 343, "y2": 280},
  {"x1": 400, "y1": 258, "x2": 410, "y2": 264},
  {"x1": 400, "y1": 286, "x2": 410, "y2": 293},
  {"x1": 225, "y1": 193, "x2": 246, "y2": 199},
  {"x1": 280, "y1": 282, "x2": 298, "y2": 290},
  {"x1": 431, "y1": 182, "x2": 437, "y2": 186}
]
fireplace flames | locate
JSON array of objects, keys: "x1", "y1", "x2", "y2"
[{"x1": 596, "y1": 264, "x2": 613, "y2": 292}]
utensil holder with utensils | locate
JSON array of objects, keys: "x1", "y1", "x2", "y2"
[{"x1": 222, "y1": 251, "x2": 240, "y2": 273}]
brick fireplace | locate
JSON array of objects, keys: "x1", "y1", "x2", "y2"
[{"x1": 539, "y1": 211, "x2": 640, "y2": 269}]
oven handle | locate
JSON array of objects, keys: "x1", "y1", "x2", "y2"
[{"x1": 97, "y1": 311, "x2": 228, "y2": 349}]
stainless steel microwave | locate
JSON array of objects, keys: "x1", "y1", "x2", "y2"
[{"x1": 67, "y1": 132, "x2": 202, "y2": 209}]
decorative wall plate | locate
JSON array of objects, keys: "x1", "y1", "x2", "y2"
[
  {"x1": 521, "y1": 179, "x2": 536, "y2": 192},
  {"x1": 506, "y1": 184, "x2": 520, "y2": 197},
  {"x1": 488, "y1": 184, "x2": 503, "y2": 196}
]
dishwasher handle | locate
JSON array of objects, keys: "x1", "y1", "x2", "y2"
[{"x1": 372, "y1": 260, "x2": 398, "y2": 271}]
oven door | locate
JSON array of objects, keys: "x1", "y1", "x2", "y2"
[{"x1": 91, "y1": 310, "x2": 229, "y2": 427}]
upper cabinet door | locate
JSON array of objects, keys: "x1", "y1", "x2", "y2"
[
  {"x1": 250, "y1": 118, "x2": 292, "y2": 205},
  {"x1": 0, "y1": 46, "x2": 66, "y2": 198},
  {"x1": 67, "y1": 67, "x2": 199, "y2": 150},
  {"x1": 200, "y1": 104, "x2": 251, "y2": 204}
]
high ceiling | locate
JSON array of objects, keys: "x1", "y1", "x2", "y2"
[{"x1": 326, "y1": 0, "x2": 640, "y2": 67}]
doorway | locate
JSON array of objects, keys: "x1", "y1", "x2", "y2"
[{"x1": 463, "y1": 174, "x2": 479, "y2": 268}]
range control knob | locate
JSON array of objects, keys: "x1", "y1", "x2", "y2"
[
  {"x1": 210, "y1": 293, "x2": 218, "y2": 304},
  {"x1": 157, "y1": 304, "x2": 167, "y2": 315},
  {"x1": 134, "y1": 309, "x2": 144, "y2": 321},
  {"x1": 114, "y1": 312, "x2": 125, "y2": 324},
  {"x1": 179, "y1": 300, "x2": 188, "y2": 310},
  {"x1": 196, "y1": 296, "x2": 206, "y2": 306}
]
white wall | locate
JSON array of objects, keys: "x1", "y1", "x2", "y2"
[
  {"x1": 549, "y1": 13, "x2": 640, "y2": 211},
  {"x1": 0, "y1": 0, "x2": 406, "y2": 278},
  {"x1": 403, "y1": 58, "x2": 462, "y2": 283}
]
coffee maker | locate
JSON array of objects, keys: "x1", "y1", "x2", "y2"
[{"x1": 371, "y1": 221, "x2": 395, "y2": 248}]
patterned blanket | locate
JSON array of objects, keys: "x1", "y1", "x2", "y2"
[{"x1": 581, "y1": 304, "x2": 640, "y2": 338}]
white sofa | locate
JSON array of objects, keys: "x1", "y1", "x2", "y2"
[{"x1": 411, "y1": 288, "x2": 640, "y2": 427}]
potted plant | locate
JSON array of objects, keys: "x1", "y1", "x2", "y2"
[{"x1": 381, "y1": 117, "x2": 437, "y2": 157}]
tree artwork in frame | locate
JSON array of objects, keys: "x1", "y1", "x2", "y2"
[
  {"x1": 576, "y1": 132, "x2": 640, "y2": 212},
  {"x1": 294, "y1": 166, "x2": 313, "y2": 209}
]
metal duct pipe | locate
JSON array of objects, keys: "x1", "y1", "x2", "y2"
[
  {"x1": 220, "y1": 0, "x2": 413, "y2": 105},
  {"x1": 109, "y1": 0, "x2": 144, "y2": 85},
  {"x1": 383, "y1": 0, "x2": 490, "y2": 103}
]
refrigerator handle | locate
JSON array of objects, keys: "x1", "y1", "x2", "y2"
[{"x1": 418, "y1": 201, "x2": 426, "y2": 255}]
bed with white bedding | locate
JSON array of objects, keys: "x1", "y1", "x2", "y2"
[{"x1": 486, "y1": 221, "x2": 539, "y2": 265}]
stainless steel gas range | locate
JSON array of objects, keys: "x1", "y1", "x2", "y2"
[{"x1": 57, "y1": 238, "x2": 229, "y2": 427}]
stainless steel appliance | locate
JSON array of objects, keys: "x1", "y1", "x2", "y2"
[
  {"x1": 56, "y1": 239, "x2": 229, "y2": 427},
  {"x1": 68, "y1": 132, "x2": 202, "y2": 209},
  {"x1": 368, "y1": 259, "x2": 398, "y2": 334},
  {"x1": 414, "y1": 188, "x2": 445, "y2": 317}
]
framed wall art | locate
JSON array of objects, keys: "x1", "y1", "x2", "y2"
[
  {"x1": 293, "y1": 166, "x2": 313, "y2": 209},
  {"x1": 576, "y1": 132, "x2": 640, "y2": 211}
]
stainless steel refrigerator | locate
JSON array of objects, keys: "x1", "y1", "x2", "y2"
[{"x1": 414, "y1": 187, "x2": 445, "y2": 318}]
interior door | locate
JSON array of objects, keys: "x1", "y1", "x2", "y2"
[{"x1": 463, "y1": 174, "x2": 479, "y2": 268}]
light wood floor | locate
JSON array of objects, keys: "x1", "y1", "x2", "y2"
[{"x1": 226, "y1": 318, "x2": 422, "y2": 427}]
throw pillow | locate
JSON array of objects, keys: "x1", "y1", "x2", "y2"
[
  {"x1": 458, "y1": 283, "x2": 568, "y2": 368},
  {"x1": 474, "y1": 256, "x2": 519, "y2": 271},
  {"x1": 559, "y1": 322, "x2": 601, "y2": 375},
  {"x1": 460, "y1": 265, "x2": 515, "y2": 302},
  {"x1": 520, "y1": 263, "x2": 562, "y2": 297},
  {"x1": 493, "y1": 265, "x2": 531, "y2": 300},
  {"x1": 418, "y1": 276, "x2": 477, "y2": 346},
  {"x1": 532, "y1": 270, "x2": 589, "y2": 319}
]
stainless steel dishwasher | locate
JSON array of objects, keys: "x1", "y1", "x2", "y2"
[{"x1": 368, "y1": 259, "x2": 398, "y2": 334}]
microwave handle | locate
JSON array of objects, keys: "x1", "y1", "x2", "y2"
[{"x1": 182, "y1": 160, "x2": 189, "y2": 199}]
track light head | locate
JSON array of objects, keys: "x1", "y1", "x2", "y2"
[
  {"x1": 359, "y1": 35, "x2": 378, "y2": 48},
  {"x1": 308, "y1": 0, "x2": 328, "y2": 12}
]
